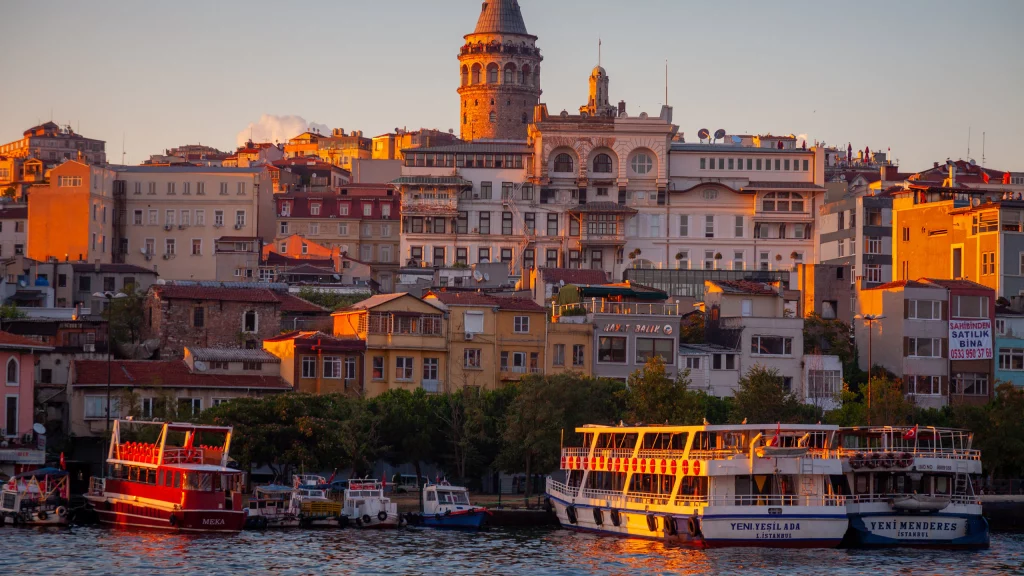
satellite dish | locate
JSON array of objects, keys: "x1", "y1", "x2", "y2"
[
  {"x1": 140, "y1": 247, "x2": 148, "y2": 254},
  {"x1": 194, "y1": 361, "x2": 208, "y2": 372},
  {"x1": 32, "y1": 423, "x2": 46, "y2": 435},
  {"x1": 156, "y1": 279, "x2": 167, "y2": 285},
  {"x1": 697, "y1": 128, "x2": 710, "y2": 141},
  {"x1": 332, "y1": 274, "x2": 341, "y2": 280},
  {"x1": 483, "y1": 273, "x2": 490, "y2": 281},
  {"x1": 473, "y1": 270, "x2": 484, "y2": 282},
  {"x1": 731, "y1": 135, "x2": 742, "y2": 144},
  {"x1": 714, "y1": 129, "x2": 726, "y2": 141}
]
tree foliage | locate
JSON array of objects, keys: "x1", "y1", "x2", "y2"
[
  {"x1": 297, "y1": 288, "x2": 372, "y2": 312},
  {"x1": 103, "y1": 287, "x2": 147, "y2": 347},
  {"x1": 679, "y1": 312, "x2": 705, "y2": 344},
  {"x1": 623, "y1": 356, "x2": 703, "y2": 425},
  {"x1": 731, "y1": 365, "x2": 805, "y2": 424}
]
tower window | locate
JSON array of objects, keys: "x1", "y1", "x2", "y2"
[
  {"x1": 463, "y1": 114, "x2": 468, "y2": 125},
  {"x1": 506, "y1": 100, "x2": 511, "y2": 105},
  {"x1": 554, "y1": 153, "x2": 574, "y2": 173},
  {"x1": 489, "y1": 111, "x2": 496, "y2": 123},
  {"x1": 490, "y1": 99, "x2": 495, "y2": 105},
  {"x1": 471, "y1": 64, "x2": 482, "y2": 84},
  {"x1": 487, "y1": 63, "x2": 499, "y2": 84},
  {"x1": 522, "y1": 113, "x2": 528, "y2": 124}
]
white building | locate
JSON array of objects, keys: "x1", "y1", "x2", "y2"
[{"x1": 677, "y1": 343, "x2": 741, "y2": 397}]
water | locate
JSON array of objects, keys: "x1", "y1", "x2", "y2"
[{"x1": 3, "y1": 527, "x2": 1024, "y2": 575}]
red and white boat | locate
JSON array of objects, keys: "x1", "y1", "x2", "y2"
[{"x1": 85, "y1": 420, "x2": 246, "y2": 533}]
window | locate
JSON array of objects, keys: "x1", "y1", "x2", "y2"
[
  {"x1": 678, "y1": 215, "x2": 689, "y2": 237},
  {"x1": 433, "y1": 246, "x2": 445, "y2": 267},
  {"x1": 464, "y1": 349, "x2": 482, "y2": 369},
  {"x1": 630, "y1": 153, "x2": 653, "y2": 175},
  {"x1": 165, "y1": 238, "x2": 176, "y2": 256},
  {"x1": 132, "y1": 209, "x2": 143, "y2": 225},
  {"x1": 953, "y1": 295, "x2": 989, "y2": 318},
  {"x1": 396, "y1": 357, "x2": 414, "y2": 380},
  {"x1": 909, "y1": 375, "x2": 941, "y2": 396},
  {"x1": 808, "y1": 370, "x2": 841, "y2": 398},
  {"x1": 141, "y1": 398, "x2": 154, "y2": 419},
  {"x1": 180, "y1": 209, "x2": 190, "y2": 226},
  {"x1": 741, "y1": 299, "x2": 753, "y2": 317},
  {"x1": 734, "y1": 216, "x2": 744, "y2": 238},
  {"x1": 478, "y1": 247, "x2": 490, "y2": 263},
  {"x1": 552, "y1": 345, "x2": 565, "y2": 367},
  {"x1": 733, "y1": 251, "x2": 745, "y2": 271},
  {"x1": 243, "y1": 310, "x2": 258, "y2": 333},
  {"x1": 866, "y1": 237, "x2": 882, "y2": 254},
  {"x1": 192, "y1": 239, "x2": 202, "y2": 256},
  {"x1": 235, "y1": 211, "x2": 246, "y2": 228},
  {"x1": 751, "y1": 335, "x2": 793, "y2": 356},
  {"x1": 554, "y1": 153, "x2": 574, "y2": 173},
  {"x1": 524, "y1": 212, "x2": 535, "y2": 234},
  {"x1": 479, "y1": 212, "x2": 490, "y2": 235},
  {"x1": 909, "y1": 300, "x2": 942, "y2": 320},
  {"x1": 301, "y1": 356, "x2": 317, "y2": 378},
  {"x1": 865, "y1": 265, "x2": 882, "y2": 283},
  {"x1": 953, "y1": 373, "x2": 988, "y2": 396},
  {"x1": 704, "y1": 250, "x2": 715, "y2": 270},
  {"x1": 676, "y1": 250, "x2": 689, "y2": 270},
  {"x1": 513, "y1": 316, "x2": 530, "y2": 333},
  {"x1": 344, "y1": 357, "x2": 357, "y2": 380},
  {"x1": 164, "y1": 209, "x2": 175, "y2": 226},
  {"x1": 479, "y1": 182, "x2": 492, "y2": 199},
  {"x1": 192, "y1": 306, "x2": 205, "y2": 328},
  {"x1": 546, "y1": 249, "x2": 559, "y2": 267},
  {"x1": 5, "y1": 358, "x2": 17, "y2": 385},
  {"x1": 502, "y1": 211, "x2": 513, "y2": 235},
  {"x1": 685, "y1": 357, "x2": 701, "y2": 370},
  {"x1": 705, "y1": 215, "x2": 714, "y2": 238},
  {"x1": 372, "y1": 356, "x2": 384, "y2": 380},
  {"x1": 908, "y1": 337, "x2": 942, "y2": 358},
  {"x1": 982, "y1": 252, "x2": 996, "y2": 275},
  {"x1": 322, "y1": 356, "x2": 342, "y2": 379},
  {"x1": 242, "y1": 361, "x2": 262, "y2": 371},
  {"x1": 547, "y1": 214, "x2": 559, "y2": 236},
  {"x1": 999, "y1": 348, "x2": 1024, "y2": 371},
  {"x1": 423, "y1": 358, "x2": 438, "y2": 383},
  {"x1": 215, "y1": 211, "x2": 224, "y2": 227},
  {"x1": 598, "y1": 336, "x2": 627, "y2": 363},
  {"x1": 84, "y1": 395, "x2": 120, "y2": 419},
  {"x1": 236, "y1": 182, "x2": 246, "y2": 195},
  {"x1": 572, "y1": 344, "x2": 585, "y2": 367},
  {"x1": 636, "y1": 338, "x2": 674, "y2": 364},
  {"x1": 58, "y1": 175, "x2": 83, "y2": 187},
  {"x1": 195, "y1": 210, "x2": 205, "y2": 226},
  {"x1": 902, "y1": 227, "x2": 910, "y2": 242},
  {"x1": 178, "y1": 398, "x2": 201, "y2": 418},
  {"x1": 144, "y1": 238, "x2": 155, "y2": 255}
]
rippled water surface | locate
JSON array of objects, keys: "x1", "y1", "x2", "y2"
[{"x1": 4, "y1": 526, "x2": 1024, "y2": 575}]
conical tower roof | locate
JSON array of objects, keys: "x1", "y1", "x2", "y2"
[{"x1": 472, "y1": 0, "x2": 529, "y2": 35}]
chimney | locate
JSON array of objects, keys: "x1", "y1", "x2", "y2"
[
  {"x1": 934, "y1": 161, "x2": 940, "y2": 169},
  {"x1": 618, "y1": 100, "x2": 626, "y2": 115},
  {"x1": 949, "y1": 163, "x2": 956, "y2": 188},
  {"x1": 880, "y1": 164, "x2": 899, "y2": 181}
]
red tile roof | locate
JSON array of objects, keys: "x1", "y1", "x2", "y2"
[
  {"x1": 0, "y1": 206, "x2": 28, "y2": 219},
  {"x1": 710, "y1": 280, "x2": 780, "y2": 295},
  {"x1": 922, "y1": 278, "x2": 994, "y2": 292},
  {"x1": 539, "y1": 267, "x2": 610, "y2": 286},
  {"x1": 0, "y1": 331, "x2": 53, "y2": 351},
  {"x1": 427, "y1": 291, "x2": 545, "y2": 312},
  {"x1": 152, "y1": 285, "x2": 281, "y2": 303},
  {"x1": 265, "y1": 331, "x2": 366, "y2": 352},
  {"x1": 73, "y1": 360, "x2": 292, "y2": 389},
  {"x1": 275, "y1": 292, "x2": 329, "y2": 314},
  {"x1": 866, "y1": 280, "x2": 938, "y2": 291}
]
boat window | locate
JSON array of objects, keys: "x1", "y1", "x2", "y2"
[
  {"x1": 426, "y1": 491, "x2": 436, "y2": 502},
  {"x1": 249, "y1": 501, "x2": 258, "y2": 510},
  {"x1": 147, "y1": 469, "x2": 157, "y2": 484},
  {"x1": 128, "y1": 467, "x2": 139, "y2": 482},
  {"x1": 828, "y1": 475, "x2": 851, "y2": 496},
  {"x1": 173, "y1": 472, "x2": 181, "y2": 488},
  {"x1": 934, "y1": 476, "x2": 950, "y2": 495},
  {"x1": 893, "y1": 475, "x2": 907, "y2": 494},
  {"x1": 853, "y1": 473, "x2": 869, "y2": 495},
  {"x1": 157, "y1": 470, "x2": 164, "y2": 486}
]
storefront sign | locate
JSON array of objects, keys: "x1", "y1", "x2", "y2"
[
  {"x1": 0, "y1": 449, "x2": 45, "y2": 464},
  {"x1": 948, "y1": 319, "x2": 992, "y2": 360},
  {"x1": 602, "y1": 324, "x2": 674, "y2": 335}
]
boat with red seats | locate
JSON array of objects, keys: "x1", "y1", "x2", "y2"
[{"x1": 85, "y1": 419, "x2": 246, "y2": 533}]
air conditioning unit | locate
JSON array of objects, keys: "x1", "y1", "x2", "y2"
[
  {"x1": 473, "y1": 193, "x2": 480, "y2": 199},
  {"x1": 164, "y1": 224, "x2": 173, "y2": 231},
  {"x1": 178, "y1": 224, "x2": 187, "y2": 230},
  {"x1": 465, "y1": 332, "x2": 475, "y2": 341},
  {"x1": 83, "y1": 343, "x2": 95, "y2": 352},
  {"x1": 144, "y1": 254, "x2": 153, "y2": 261},
  {"x1": 162, "y1": 254, "x2": 172, "y2": 260},
  {"x1": 234, "y1": 224, "x2": 243, "y2": 230},
  {"x1": 214, "y1": 223, "x2": 223, "y2": 228}
]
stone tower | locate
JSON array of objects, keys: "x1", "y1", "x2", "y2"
[
  {"x1": 458, "y1": 0, "x2": 542, "y2": 141},
  {"x1": 581, "y1": 66, "x2": 616, "y2": 117}
]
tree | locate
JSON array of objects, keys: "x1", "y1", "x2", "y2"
[
  {"x1": 679, "y1": 312, "x2": 705, "y2": 344},
  {"x1": 103, "y1": 287, "x2": 146, "y2": 347},
  {"x1": 0, "y1": 303, "x2": 26, "y2": 320},
  {"x1": 731, "y1": 365, "x2": 803, "y2": 424},
  {"x1": 297, "y1": 288, "x2": 371, "y2": 312},
  {"x1": 865, "y1": 376, "x2": 915, "y2": 426},
  {"x1": 623, "y1": 356, "x2": 702, "y2": 424},
  {"x1": 373, "y1": 389, "x2": 435, "y2": 486},
  {"x1": 1, "y1": 187, "x2": 15, "y2": 200},
  {"x1": 497, "y1": 375, "x2": 564, "y2": 499}
]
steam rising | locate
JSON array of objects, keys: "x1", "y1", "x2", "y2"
[{"x1": 236, "y1": 114, "x2": 329, "y2": 146}]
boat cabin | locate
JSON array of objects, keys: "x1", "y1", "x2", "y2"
[{"x1": 423, "y1": 483, "x2": 474, "y2": 515}]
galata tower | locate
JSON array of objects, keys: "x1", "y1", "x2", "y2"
[{"x1": 458, "y1": 0, "x2": 542, "y2": 141}]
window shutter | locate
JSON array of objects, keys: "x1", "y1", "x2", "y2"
[
  {"x1": 904, "y1": 299, "x2": 910, "y2": 319},
  {"x1": 941, "y1": 338, "x2": 948, "y2": 358},
  {"x1": 942, "y1": 302, "x2": 949, "y2": 321},
  {"x1": 903, "y1": 336, "x2": 910, "y2": 357}
]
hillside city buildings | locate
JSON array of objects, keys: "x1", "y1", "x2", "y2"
[{"x1": 0, "y1": 0, "x2": 1019, "y2": 473}]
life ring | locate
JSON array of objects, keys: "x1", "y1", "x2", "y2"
[
  {"x1": 38, "y1": 510, "x2": 48, "y2": 521},
  {"x1": 646, "y1": 513, "x2": 657, "y2": 533},
  {"x1": 610, "y1": 509, "x2": 621, "y2": 527},
  {"x1": 687, "y1": 516, "x2": 701, "y2": 537},
  {"x1": 56, "y1": 506, "x2": 67, "y2": 517},
  {"x1": 664, "y1": 515, "x2": 677, "y2": 536},
  {"x1": 168, "y1": 514, "x2": 178, "y2": 526},
  {"x1": 566, "y1": 505, "x2": 578, "y2": 525},
  {"x1": 378, "y1": 511, "x2": 388, "y2": 522},
  {"x1": 850, "y1": 454, "x2": 864, "y2": 469},
  {"x1": 362, "y1": 514, "x2": 372, "y2": 524},
  {"x1": 883, "y1": 452, "x2": 896, "y2": 468},
  {"x1": 592, "y1": 507, "x2": 603, "y2": 526}
]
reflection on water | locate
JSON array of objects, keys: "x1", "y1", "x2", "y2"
[{"x1": 2, "y1": 526, "x2": 1023, "y2": 575}]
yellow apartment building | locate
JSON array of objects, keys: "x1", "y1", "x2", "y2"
[
  {"x1": 546, "y1": 320, "x2": 593, "y2": 376},
  {"x1": 263, "y1": 331, "x2": 367, "y2": 396},
  {"x1": 332, "y1": 293, "x2": 447, "y2": 397},
  {"x1": 423, "y1": 291, "x2": 547, "y2": 389}
]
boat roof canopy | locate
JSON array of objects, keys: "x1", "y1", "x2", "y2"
[
  {"x1": 115, "y1": 419, "x2": 232, "y2": 434},
  {"x1": 13, "y1": 467, "x2": 68, "y2": 479},
  {"x1": 161, "y1": 463, "x2": 240, "y2": 473},
  {"x1": 576, "y1": 423, "x2": 840, "y2": 434}
]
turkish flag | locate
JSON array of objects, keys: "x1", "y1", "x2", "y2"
[
  {"x1": 1005, "y1": 172, "x2": 1013, "y2": 185},
  {"x1": 903, "y1": 425, "x2": 919, "y2": 440},
  {"x1": 60, "y1": 452, "x2": 66, "y2": 470},
  {"x1": 768, "y1": 422, "x2": 781, "y2": 447},
  {"x1": 982, "y1": 172, "x2": 991, "y2": 184}
]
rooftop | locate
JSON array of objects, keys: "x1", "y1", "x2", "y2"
[
  {"x1": 73, "y1": 359, "x2": 291, "y2": 389},
  {"x1": 342, "y1": 292, "x2": 409, "y2": 311},
  {"x1": 186, "y1": 347, "x2": 280, "y2": 363},
  {"x1": 264, "y1": 331, "x2": 367, "y2": 351},
  {"x1": 402, "y1": 142, "x2": 530, "y2": 155},
  {"x1": 709, "y1": 280, "x2": 780, "y2": 296},
  {"x1": 275, "y1": 292, "x2": 331, "y2": 314},
  {"x1": 426, "y1": 291, "x2": 544, "y2": 312},
  {"x1": 922, "y1": 278, "x2": 993, "y2": 292},
  {"x1": 678, "y1": 343, "x2": 741, "y2": 355},
  {"x1": 0, "y1": 331, "x2": 54, "y2": 351},
  {"x1": 152, "y1": 284, "x2": 281, "y2": 303},
  {"x1": 70, "y1": 263, "x2": 158, "y2": 275},
  {"x1": 538, "y1": 267, "x2": 610, "y2": 286},
  {"x1": 391, "y1": 175, "x2": 473, "y2": 187},
  {"x1": 865, "y1": 279, "x2": 941, "y2": 291},
  {"x1": 0, "y1": 206, "x2": 28, "y2": 219},
  {"x1": 472, "y1": 0, "x2": 530, "y2": 36}
]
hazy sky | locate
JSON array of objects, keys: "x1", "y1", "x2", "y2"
[{"x1": 2, "y1": 0, "x2": 1022, "y2": 171}]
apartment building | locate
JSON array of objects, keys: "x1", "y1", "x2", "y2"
[
  {"x1": 332, "y1": 293, "x2": 447, "y2": 397},
  {"x1": 28, "y1": 160, "x2": 117, "y2": 265},
  {"x1": 0, "y1": 122, "x2": 105, "y2": 165},
  {"x1": 0, "y1": 332, "x2": 53, "y2": 475},
  {"x1": 275, "y1": 184, "x2": 399, "y2": 291},
  {"x1": 423, "y1": 291, "x2": 546, "y2": 389},
  {"x1": 263, "y1": 331, "x2": 366, "y2": 396},
  {"x1": 677, "y1": 343, "x2": 741, "y2": 398},
  {"x1": 284, "y1": 129, "x2": 371, "y2": 171},
  {"x1": 816, "y1": 192, "x2": 893, "y2": 289},
  {"x1": 0, "y1": 204, "x2": 26, "y2": 260},
  {"x1": 115, "y1": 165, "x2": 272, "y2": 281},
  {"x1": 995, "y1": 301, "x2": 1024, "y2": 387}
]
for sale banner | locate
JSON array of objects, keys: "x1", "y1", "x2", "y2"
[{"x1": 948, "y1": 319, "x2": 993, "y2": 360}]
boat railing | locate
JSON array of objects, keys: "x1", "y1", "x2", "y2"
[
  {"x1": 547, "y1": 479, "x2": 685, "y2": 508},
  {"x1": 709, "y1": 494, "x2": 846, "y2": 507},
  {"x1": 89, "y1": 477, "x2": 105, "y2": 495},
  {"x1": 687, "y1": 449, "x2": 745, "y2": 460},
  {"x1": 849, "y1": 493, "x2": 980, "y2": 506},
  {"x1": 839, "y1": 447, "x2": 981, "y2": 460},
  {"x1": 162, "y1": 448, "x2": 205, "y2": 464}
]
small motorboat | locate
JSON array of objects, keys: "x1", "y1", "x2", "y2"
[
  {"x1": 292, "y1": 476, "x2": 341, "y2": 527},
  {"x1": 245, "y1": 485, "x2": 301, "y2": 529},
  {"x1": 421, "y1": 482, "x2": 488, "y2": 529},
  {"x1": 342, "y1": 480, "x2": 401, "y2": 529},
  {"x1": 0, "y1": 467, "x2": 71, "y2": 527},
  {"x1": 891, "y1": 494, "x2": 951, "y2": 512}
]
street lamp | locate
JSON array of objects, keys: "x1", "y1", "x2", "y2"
[
  {"x1": 94, "y1": 291, "x2": 127, "y2": 477},
  {"x1": 854, "y1": 313, "x2": 886, "y2": 425}
]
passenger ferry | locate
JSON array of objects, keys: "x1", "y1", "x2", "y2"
[
  {"x1": 85, "y1": 420, "x2": 246, "y2": 532},
  {"x1": 838, "y1": 426, "x2": 989, "y2": 548},
  {"x1": 546, "y1": 423, "x2": 849, "y2": 548},
  {"x1": 0, "y1": 467, "x2": 70, "y2": 526}
]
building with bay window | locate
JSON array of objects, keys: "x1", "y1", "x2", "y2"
[{"x1": 263, "y1": 331, "x2": 366, "y2": 396}]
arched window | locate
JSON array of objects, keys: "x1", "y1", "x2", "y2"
[
  {"x1": 489, "y1": 111, "x2": 496, "y2": 123},
  {"x1": 521, "y1": 65, "x2": 531, "y2": 86},
  {"x1": 554, "y1": 153, "x2": 574, "y2": 173},
  {"x1": 504, "y1": 64, "x2": 516, "y2": 84},
  {"x1": 487, "y1": 63, "x2": 499, "y2": 84},
  {"x1": 631, "y1": 152, "x2": 653, "y2": 175},
  {"x1": 471, "y1": 64, "x2": 482, "y2": 85},
  {"x1": 463, "y1": 114, "x2": 468, "y2": 125},
  {"x1": 518, "y1": 69, "x2": 525, "y2": 84},
  {"x1": 6, "y1": 358, "x2": 16, "y2": 385},
  {"x1": 461, "y1": 65, "x2": 469, "y2": 87},
  {"x1": 593, "y1": 153, "x2": 613, "y2": 173}
]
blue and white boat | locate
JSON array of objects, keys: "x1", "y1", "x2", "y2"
[
  {"x1": 546, "y1": 423, "x2": 849, "y2": 548},
  {"x1": 421, "y1": 482, "x2": 488, "y2": 529},
  {"x1": 838, "y1": 426, "x2": 989, "y2": 548}
]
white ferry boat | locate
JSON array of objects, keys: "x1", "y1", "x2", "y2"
[
  {"x1": 343, "y1": 480, "x2": 401, "y2": 529},
  {"x1": 546, "y1": 423, "x2": 849, "y2": 548},
  {"x1": 838, "y1": 426, "x2": 989, "y2": 548}
]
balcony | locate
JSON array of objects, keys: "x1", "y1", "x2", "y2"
[
  {"x1": 579, "y1": 229, "x2": 626, "y2": 245},
  {"x1": 401, "y1": 196, "x2": 459, "y2": 216},
  {"x1": 554, "y1": 298, "x2": 684, "y2": 317}
]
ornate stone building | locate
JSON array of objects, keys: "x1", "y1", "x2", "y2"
[{"x1": 458, "y1": 0, "x2": 542, "y2": 142}]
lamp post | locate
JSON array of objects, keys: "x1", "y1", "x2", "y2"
[
  {"x1": 855, "y1": 313, "x2": 886, "y2": 425},
  {"x1": 94, "y1": 290, "x2": 127, "y2": 477}
]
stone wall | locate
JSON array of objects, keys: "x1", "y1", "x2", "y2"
[{"x1": 143, "y1": 296, "x2": 281, "y2": 358}]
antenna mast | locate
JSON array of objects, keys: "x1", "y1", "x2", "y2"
[
  {"x1": 982, "y1": 132, "x2": 986, "y2": 167},
  {"x1": 598, "y1": 37, "x2": 601, "y2": 68},
  {"x1": 967, "y1": 126, "x2": 971, "y2": 160},
  {"x1": 665, "y1": 59, "x2": 669, "y2": 105},
  {"x1": 121, "y1": 132, "x2": 126, "y2": 165}
]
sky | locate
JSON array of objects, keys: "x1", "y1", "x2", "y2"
[{"x1": 2, "y1": 0, "x2": 1022, "y2": 171}]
